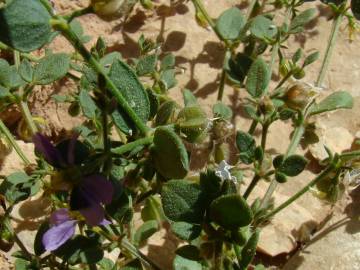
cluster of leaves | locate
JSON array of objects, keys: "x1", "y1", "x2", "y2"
[{"x1": 0, "y1": 0, "x2": 359, "y2": 269}]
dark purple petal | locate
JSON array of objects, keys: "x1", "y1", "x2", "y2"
[
  {"x1": 33, "y1": 133, "x2": 64, "y2": 168},
  {"x1": 50, "y1": 208, "x2": 70, "y2": 225},
  {"x1": 42, "y1": 220, "x2": 76, "y2": 251},
  {"x1": 79, "y1": 203, "x2": 104, "y2": 226},
  {"x1": 67, "y1": 133, "x2": 79, "y2": 165},
  {"x1": 80, "y1": 175, "x2": 114, "y2": 205}
]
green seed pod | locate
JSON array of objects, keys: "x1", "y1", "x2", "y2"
[
  {"x1": 176, "y1": 106, "x2": 208, "y2": 143},
  {"x1": 154, "y1": 100, "x2": 178, "y2": 126}
]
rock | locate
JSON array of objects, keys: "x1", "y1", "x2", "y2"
[
  {"x1": 0, "y1": 140, "x2": 36, "y2": 176},
  {"x1": 309, "y1": 126, "x2": 354, "y2": 160}
]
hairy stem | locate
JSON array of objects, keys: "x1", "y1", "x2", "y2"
[
  {"x1": 0, "y1": 120, "x2": 30, "y2": 165},
  {"x1": 316, "y1": 13, "x2": 343, "y2": 87},
  {"x1": 246, "y1": 0, "x2": 258, "y2": 20},
  {"x1": 111, "y1": 136, "x2": 154, "y2": 155},
  {"x1": 50, "y1": 18, "x2": 151, "y2": 136},
  {"x1": 260, "y1": 124, "x2": 305, "y2": 208},
  {"x1": 260, "y1": 164, "x2": 336, "y2": 222},
  {"x1": 63, "y1": 6, "x2": 94, "y2": 22},
  {"x1": 243, "y1": 174, "x2": 260, "y2": 199}
]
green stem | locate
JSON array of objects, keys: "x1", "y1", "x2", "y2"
[
  {"x1": 260, "y1": 124, "x2": 305, "y2": 208},
  {"x1": 120, "y1": 238, "x2": 161, "y2": 270},
  {"x1": 63, "y1": 6, "x2": 94, "y2": 22},
  {"x1": 340, "y1": 150, "x2": 360, "y2": 160},
  {"x1": 19, "y1": 100, "x2": 38, "y2": 136},
  {"x1": 191, "y1": 0, "x2": 231, "y2": 47},
  {"x1": 246, "y1": 0, "x2": 258, "y2": 20},
  {"x1": 316, "y1": 13, "x2": 343, "y2": 87},
  {"x1": 217, "y1": 69, "x2": 227, "y2": 101},
  {"x1": 111, "y1": 136, "x2": 153, "y2": 155},
  {"x1": 261, "y1": 122, "x2": 269, "y2": 150},
  {"x1": 260, "y1": 164, "x2": 336, "y2": 222},
  {"x1": 0, "y1": 119, "x2": 30, "y2": 165},
  {"x1": 0, "y1": 42, "x2": 40, "y2": 62},
  {"x1": 233, "y1": 244, "x2": 242, "y2": 266},
  {"x1": 39, "y1": 0, "x2": 54, "y2": 15},
  {"x1": 50, "y1": 18, "x2": 151, "y2": 136},
  {"x1": 243, "y1": 174, "x2": 260, "y2": 199},
  {"x1": 248, "y1": 120, "x2": 258, "y2": 135}
]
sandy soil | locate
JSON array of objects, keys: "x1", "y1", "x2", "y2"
[{"x1": 1, "y1": 0, "x2": 360, "y2": 269}]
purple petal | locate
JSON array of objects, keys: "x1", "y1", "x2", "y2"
[
  {"x1": 33, "y1": 133, "x2": 64, "y2": 167},
  {"x1": 99, "y1": 218, "x2": 111, "y2": 226},
  {"x1": 42, "y1": 220, "x2": 76, "y2": 251},
  {"x1": 79, "y1": 203, "x2": 104, "y2": 226},
  {"x1": 80, "y1": 175, "x2": 114, "y2": 205},
  {"x1": 50, "y1": 208, "x2": 70, "y2": 225}
]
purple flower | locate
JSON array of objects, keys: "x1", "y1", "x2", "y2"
[
  {"x1": 43, "y1": 208, "x2": 111, "y2": 252},
  {"x1": 70, "y1": 174, "x2": 113, "y2": 226},
  {"x1": 42, "y1": 209, "x2": 77, "y2": 251},
  {"x1": 34, "y1": 133, "x2": 114, "y2": 250}
]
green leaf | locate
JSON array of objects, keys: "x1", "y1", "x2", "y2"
[
  {"x1": 161, "y1": 53, "x2": 176, "y2": 70},
  {"x1": 173, "y1": 245, "x2": 203, "y2": 270},
  {"x1": 183, "y1": 89, "x2": 198, "y2": 107},
  {"x1": 79, "y1": 89, "x2": 98, "y2": 119},
  {"x1": 310, "y1": 91, "x2": 353, "y2": 115},
  {"x1": 238, "y1": 229, "x2": 260, "y2": 270},
  {"x1": 6, "y1": 172, "x2": 30, "y2": 185},
  {"x1": 152, "y1": 127, "x2": 189, "y2": 179},
  {"x1": 70, "y1": 20, "x2": 91, "y2": 44},
  {"x1": 134, "y1": 220, "x2": 159, "y2": 246},
  {"x1": 289, "y1": 8, "x2": 317, "y2": 33},
  {"x1": 303, "y1": 51, "x2": 320, "y2": 67},
  {"x1": 250, "y1": 16, "x2": 277, "y2": 40},
  {"x1": 14, "y1": 258, "x2": 30, "y2": 270},
  {"x1": 161, "y1": 180, "x2": 207, "y2": 223},
  {"x1": 160, "y1": 69, "x2": 177, "y2": 90},
  {"x1": 236, "y1": 131, "x2": 256, "y2": 164},
  {"x1": 0, "y1": 59, "x2": 24, "y2": 89},
  {"x1": 292, "y1": 48, "x2": 303, "y2": 64},
  {"x1": 136, "y1": 54, "x2": 157, "y2": 76},
  {"x1": 97, "y1": 258, "x2": 115, "y2": 270},
  {"x1": 213, "y1": 102, "x2": 233, "y2": 120},
  {"x1": 216, "y1": 7, "x2": 245, "y2": 40},
  {"x1": 19, "y1": 59, "x2": 34, "y2": 83},
  {"x1": 279, "y1": 155, "x2": 308, "y2": 176},
  {"x1": 109, "y1": 59, "x2": 150, "y2": 134},
  {"x1": 352, "y1": 0, "x2": 360, "y2": 20},
  {"x1": 210, "y1": 194, "x2": 253, "y2": 230},
  {"x1": 34, "y1": 222, "x2": 50, "y2": 256},
  {"x1": 146, "y1": 88, "x2": 159, "y2": 119},
  {"x1": 54, "y1": 235, "x2": 103, "y2": 265},
  {"x1": 0, "y1": 0, "x2": 52, "y2": 52},
  {"x1": 245, "y1": 58, "x2": 270, "y2": 98},
  {"x1": 171, "y1": 222, "x2": 201, "y2": 241},
  {"x1": 33, "y1": 53, "x2": 71, "y2": 85},
  {"x1": 225, "y1": 53, "x2": 253, "y2": 84}
]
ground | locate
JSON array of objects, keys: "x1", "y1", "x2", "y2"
[{"x1": 1, "y1": 0, "x2": 360, "y2": 269}]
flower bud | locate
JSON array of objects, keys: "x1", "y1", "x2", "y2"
[
  {"x1": 90, "y1": 0, "x2": 136, "y2": 20},
  {"x1": 293, "y1": 67, "x2": 305, "y2": 79},
  {"x1": 283, "y1": 82, "x2": 316, "y2": 110},
  {"x1": 279, "y1": 59, "x2": 291, "y2": 77}
]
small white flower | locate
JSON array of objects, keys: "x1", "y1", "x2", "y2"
[{"x1": 215, "y1": 160, "x2": 237, "y2": 182}]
